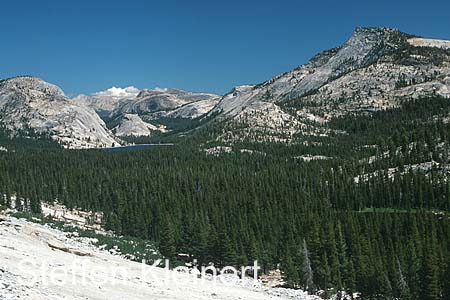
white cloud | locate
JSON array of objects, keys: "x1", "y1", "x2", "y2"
[
  {"x1": 93, "y1": 86, "x2": 140, "y2": 99},
  {"x1": 154, "y1": 87, "x2": 169, "y2": 93}
]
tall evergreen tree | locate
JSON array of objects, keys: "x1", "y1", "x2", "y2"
[
  {"x1": 159, "y1": 218, "x2": 176, "y2": 260},
  {"x1": 300, "y1": 239, "x2": 316, "y2": 294}
]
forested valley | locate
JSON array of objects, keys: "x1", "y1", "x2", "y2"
[{"x1": 2, "y1": 97, "x2": 450, "y2": 299}]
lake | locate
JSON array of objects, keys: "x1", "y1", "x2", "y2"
[{"x1": 103, "y1": 144, "x2": 174, "y2": 152}]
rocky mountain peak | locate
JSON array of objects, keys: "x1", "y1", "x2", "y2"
[
  {"x1": 352, "y1": 26, "x2": 399, "y2": 36},
  {"x1": 136, "y1": 89, "x2": 158, "y2": 98},
  {"x1": 212, "y1": 28, "x2": 414, "y2": 118},
  {"x1": 0, "y1": 77, "x2": 120, "y2": 149},
  {"x1": 209, "y1": 27, "x2": 450, "y2": 144},
  {"x1": 0, "y1": 76, "x2": 66, "y2": 101}
]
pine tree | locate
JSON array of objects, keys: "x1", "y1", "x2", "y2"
[
  {"x1": 29, "y1": 192, "x2": 41, "y2": 213},
  {"x1": 191, "y1": 222, "x2": 209, "y2": 266},
  {"x1": 216, "y1": 228, "x2": 237, "y2": 267},
  {"x1": 407, "y1": 226, "x2": 422, "y2": 300},
  {"x1": 442, "y1": 255, "x2": 450, "y2": 300},
  {"x1": 396, "y1": 258, "x2": 411, "y2": 300},
  {"x1": 315, "y1": 252, "x2": 331, "y2": 290},
  {"x1": 346, "y1": 259, "x2": 357, "y2": 297},
  {"x1": 14, "y1": 195, "x2": 23, "y2": 211},
  {"x1": 159, "y1": 218, "x2": 176, "y2": 260},
  {"x1": 337, "y1": 222, "x2": 348, "y2": 289},
  {"x1": 421, "y1": 234, "x2": 440, "y2": 300},
  {"x1": 281, "y1": 249, "x2": 299, "y2": 288},
  {"x1": 300, "y1": 239, "x2": 316, "y2": 294}
]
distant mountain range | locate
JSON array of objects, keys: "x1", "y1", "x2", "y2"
[
  {"x1": 1, "y1": 27, "x2": 450, "y2": 148},
  {"x1": 73, "y1": 86, "x2": 220, "y2": 141}
]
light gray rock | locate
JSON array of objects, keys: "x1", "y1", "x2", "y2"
[{"x1": 0, "y1": 76, "x2": 121, "y2": 149}]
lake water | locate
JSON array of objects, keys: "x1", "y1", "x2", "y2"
[{"x1": 103, "y1": 144, "x2": 174, "y2": 152}]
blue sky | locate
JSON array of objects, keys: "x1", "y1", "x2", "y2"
[{"x1": 1, "y1": 0, "x2": 449, "y2": 96}]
